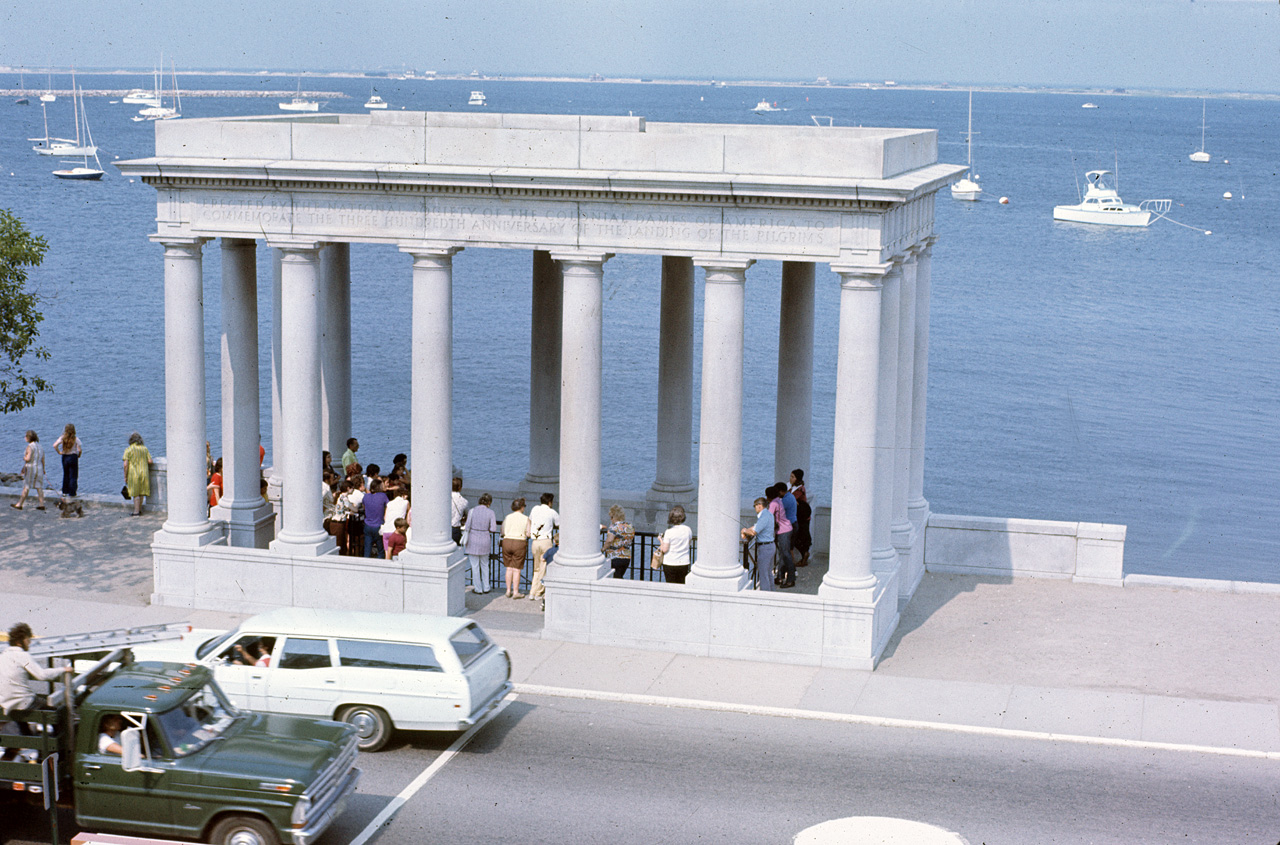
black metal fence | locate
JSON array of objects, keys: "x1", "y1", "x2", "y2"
[{"x1": 464, "y1": 530, "x2": 764, "y2": 591}]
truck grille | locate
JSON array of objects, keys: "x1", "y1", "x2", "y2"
[{"x1": 307, "y1": 733, "x2": 358, "y2": 807}]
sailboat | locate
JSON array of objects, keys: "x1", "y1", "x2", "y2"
[
  {"x1": 280, "y1": 78, "x2": 321, "y2": 111},
  {"x1": 951, "y1": 89, "x2": 982, "y2": 201},
  {"x1": 14, "y1": 68, "x2": 29, "y2": 105},
  {"x1": 52, "y1": 82, "x2": 104, "y2": 180},
  {"x1": 1189, "y1": 99, "x2": 1211, "y2": 163},
  {"x1": 39, "y1": 72, "x2": 56, "y2": 103},
  {"x1": 133, "y1": 62, "x2": 181, "y2": 121},
  {"x1": 32, "y1": 72, "x2": 97, "y2": 156}
]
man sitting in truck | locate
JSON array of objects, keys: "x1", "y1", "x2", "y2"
[
  {"x1": 97, "y1": 714, "x2": 124, "y2": 756},
  {"x1": 1, "y1": 622, "x2": 72, "y2": 760}
]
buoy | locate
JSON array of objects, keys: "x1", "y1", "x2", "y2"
[
  {"x1": 1223, "y1": 191, "x2": 1232, "y2": 200},
  {"x1": 1222, "y1": 159, "x2": 1229, "y2": 164},
  {"x1": 999, "y1": 196, "x2": 1009, "y2": 204},
  {"x1": 1204, "y1": 230, "x2": 1212, "y2": 235}
]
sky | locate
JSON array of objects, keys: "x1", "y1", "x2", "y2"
[{"x1": 2, "y1": 0, "x2": 1278, "y2": 93}]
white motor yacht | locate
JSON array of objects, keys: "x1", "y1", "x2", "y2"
[
  {"x1": 280, "y1": 78, "x2": 321, "y2": 111},
  {"x1": 468, "y1": 90, "x2": 486, "y2": 106},
  {"x1": 1052, "y1": 170, "x2": 1169, "y2": 227},
  {"x1": 364, "y1": 92, "x2": 388, "y2": 109},
  {"x1": 122, "y1": 88, "x2": 160, "y2": 106},
  {"x1": 752, "y1": 99, "x2": 781, "y2": 113}
]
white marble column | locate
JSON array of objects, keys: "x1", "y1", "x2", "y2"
[
  {"x1": 775, "y1": 260, "x2": 816, "y2": 483},
  {"x1": 210, "y1": 238, "x2": 274, "y2": 548},
  {"x1": 525, "y1": 250, "x2": 562, "y2": 488},
  {"x1": 269, "y1": 242, "x2": 336, "y2": 556},
  {"x1": 891, "y1": 250, "x2": 918, "y2": 584},
  {"x1": 650, "y1": 256, "x2": 696, "y2": 501},
  {"x1": 400, "y1": 245, "x2": 467, "y2": 615},
  {"x1": 267, "y1": 249, "x2": 283, "y2": 531},
  {"x1": 908, "y1": 238, "x2": 936, "y2": 533},
  {"x1": 549, "y1": 251, "x2": 611, "y2": 579},
  {"x1": 152, "y1": 236, "x2": 219, "y2": 546},
  {"x1": 819, "y1": 266, "x2": 887, "y2": 599},
  {"x1": 869, "y1": 261, "x2": 902, "y2": 595},
  {"x1": 687, "y1": 259, "x2": 753, "y2": 591},
  {"x1": 320, "y1": 243, "x2": 352, "y2": 468}
]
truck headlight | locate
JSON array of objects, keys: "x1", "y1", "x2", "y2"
[{"x1": 291, "y1": 795, "x2": 311, "y2": 827}]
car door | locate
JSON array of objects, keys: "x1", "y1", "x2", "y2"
[
  {"x1": 207, "y1": 634, "x2": 271, "y2": 711},
  {"x1": 74, "y1": 714, "x2": 176, "y2": 836},
  {"x1": 265, "y1": 636, "x2": 341, "y2": 718}
]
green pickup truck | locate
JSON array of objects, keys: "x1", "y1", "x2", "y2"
[{"x1": 1, "y1": 651, "x2": 360, "y2": 845}]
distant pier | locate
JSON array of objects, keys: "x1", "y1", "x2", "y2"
[{"x1": 5, "y1": 89, "x2": 349, "y2": 99}]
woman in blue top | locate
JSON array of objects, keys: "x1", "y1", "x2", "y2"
[{"x1": 741, "y1": 497, "x2": 776, "y2": 590}]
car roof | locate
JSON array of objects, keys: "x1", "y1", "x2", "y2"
[{"x1": 237, "y1": 608, "x2": 477, "y2": 642}]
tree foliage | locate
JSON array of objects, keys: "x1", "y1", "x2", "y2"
[{"x1": 0, "y1": 209, "x2": 51, "y2": 413}]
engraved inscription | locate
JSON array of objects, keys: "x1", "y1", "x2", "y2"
[
  {"x1": 722, "y1": 212, "x2": 835, "y2": 246},
  {"x1": 191, "y1": 194, "x2": 291, "y2": 228},
  {"x1": 425, "y1": 201, "x2": 573, "y2": 236},
  {"x1": 580, "y1": 209, "x2": 719, "y2": 243},
  {"x1": 295, "y1": 198, "x2": 419, "y2": 231}
]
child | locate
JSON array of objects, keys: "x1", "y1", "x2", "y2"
[{"x1": 384, "y1": 518, "x2": 409, "y2": 559}]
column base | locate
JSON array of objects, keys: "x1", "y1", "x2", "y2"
[
  {"x1": 551, "y1": 551, "x2": 610, "y2": 581},
  {"x1": 685, "y1": 566, "x2": 749, "y2": 591},
  {"x1": 270, "y1": 532, "x2": 337, "y2": 557},
  {"x1": 154, "y1": 521, "x2": 224, "y2": 548},
  {"x1": 399, "y1": 545, "x2": 467, "y2": 616},
  {"x1": 211, "y1": 501, "x2": 276, "y2": 549},
  {"x1": 908, "y1": 498, "x2": 930, "y2": 533},
  {"x1": 646, "y1": 483, "x2": 696, "y2": 505}
]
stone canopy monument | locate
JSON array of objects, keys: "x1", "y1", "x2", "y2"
[{"x1": 119, "y1": 110, "x2": 968, "y2": 668}]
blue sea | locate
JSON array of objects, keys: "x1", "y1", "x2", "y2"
[{"x1": 1, "y1": 74, "x2": 1277, "y2": 582}]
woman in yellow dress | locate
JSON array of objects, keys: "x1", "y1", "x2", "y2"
[{"x1": 122, "y1": 432, "x2": 152, "y2": 516}]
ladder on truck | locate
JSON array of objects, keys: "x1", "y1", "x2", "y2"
[{"x1": 22, "y1": 622, "x2": 191, "y2": 660}]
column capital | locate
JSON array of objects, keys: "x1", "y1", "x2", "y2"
[
  {"x1": 150, "y1": 234, "x2": 208, "y2": 253},
  {"x1": 829, "y1": 262, "x2": 893, "y2": 289},
  {"x1": 549, "y1": 250, "x2": 612, "y2": 267},
  {"x1": 694, "y1": 257, "x2": 755, "y2": 278},
  {"x1": 399, "y1": 242, "x2": 464, "y2": 260},
  {"x1": 265, "y1": 238, "x2": 325, "y2": 254}
]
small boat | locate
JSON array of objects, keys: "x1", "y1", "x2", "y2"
[
  {"x1": 14, "y1": 96, "x2": 29, "y2": 105},
  {"x1": 131, "y1": 61, "x2": 181, "y2": 121},
  {"x1": 1052, "y1": 170, "x2": 1169, "y2": 227},
  {"x1": 52, "y1": 82, "x2": 103, "y2": 180},
  {"x1": 33, "y1": 72, "x2": 97, "y2": 156},
  {"x1": 1081, "y1": 102, "x2": 1098, "y2": 109},
  {"x1": 951, "y1": 89, "x2": 983, "y2": 202},
  {"x1": 122, "y1": 87, "x2": 160, "y2": 106},
  {"x1": 14, "y1": 68, "x2": 29, "y2": 104},
  {"x1": 280, "y1": 77, "x2": 321, "y2": 111},
  {"x1": 468, "y1": 90, "x2": 486, "y2": 106},
  {"x1": 1189, "y1": 99, "x2": 1211, "y2": 163},
  {"x1": 364, "y1": 90, "x2": 388, "y2": 109},
  {"x1": 752, "y1": 99, "x2": 781, "y2": 113},
  {"x1": 40, "y1": 72, "x2": 56, "y2": 103}
]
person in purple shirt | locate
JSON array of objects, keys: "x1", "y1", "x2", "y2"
[
  {"x1": 362, "y1": 479, "x2": 389, "y2": 558},
  {"x1": 768, "y1": 484, "x2": 795, "y2": 588},
  {"x1": 779, "y1": 482, "x2": 799, "y2": 571}
]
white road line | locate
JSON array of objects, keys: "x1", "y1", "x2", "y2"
[
  {"x1": 513, "y1": 683, "x2": 1280, "y2": 761},
  {"x1": 347, "y1": 695, "x2": 517, "y2": 845}
]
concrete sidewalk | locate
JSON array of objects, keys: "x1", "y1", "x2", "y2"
[{"x1": 3, "y1": 501, "x2": 1278, "y2": 755}]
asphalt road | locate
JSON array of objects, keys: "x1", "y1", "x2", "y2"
[{"x1": 4, "y1": 693, "x2": 1278, "y2": 845}]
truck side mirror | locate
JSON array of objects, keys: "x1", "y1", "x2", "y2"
[{"x1": 120, "y1": 727, "x2": 162, "y2": 773}]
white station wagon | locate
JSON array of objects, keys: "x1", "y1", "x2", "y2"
[{"x1": 133, "y1": 608, "x2": 512, "y2": 751}]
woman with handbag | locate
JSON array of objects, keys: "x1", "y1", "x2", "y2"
[
  {"x1": 658, "y1": 504, "x2": 693, "y2": 584},
  {"x1": 122, "y1": 432, "x2": 152, "y2": 516}
]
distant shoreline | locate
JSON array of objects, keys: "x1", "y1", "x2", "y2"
[{"x1": 3, "y1": 67, "x2": 1278, "y2": 102}]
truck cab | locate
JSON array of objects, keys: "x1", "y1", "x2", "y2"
[{"x1": 2, "y1": 636, "x2": 360, "y2": 845}]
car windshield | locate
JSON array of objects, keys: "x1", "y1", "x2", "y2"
[
  {"x1": 156, "y1": 681, "x2": 239, "y2": 757},
  {"x1": 196, "y1": 631, "x2": 235, "y2": 660}
]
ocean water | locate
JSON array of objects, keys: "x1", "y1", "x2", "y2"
[{"x1": 1, "y1": 74, "x2": 1277, "y2": 582}]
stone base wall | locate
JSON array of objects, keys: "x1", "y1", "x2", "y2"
[
  {"x1": 542, "y1": 574, "x2": 898, "y2": 670},
  {"x1": 924, "y1": 514, "x2": 1126, "y2": 586}
]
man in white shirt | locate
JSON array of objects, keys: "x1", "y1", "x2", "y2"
[
  {"x1": 527, "y1": 492, "x2": 559, "y2": 600},
  {"x1": 451, "y1": 477, "x2": 468, "y2": 546},
  {"x1": 1, "y1": 622, "x2": 72, "y2": 760}
]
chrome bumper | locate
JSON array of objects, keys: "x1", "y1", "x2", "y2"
[{"x1": 291, "y1": 766, "x2": 361, "y2": 845}]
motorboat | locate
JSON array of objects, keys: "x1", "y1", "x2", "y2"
[
  {"x1": 1081, "y1": 102, "x2": 1098, "y2": 109},
  {"x1": 122, "y1": 87, "x2": 160, "y2": 106},
  {"x1": 33, "y1": 72, "x2": 96, "y2": 156},
  {"x1": 52, "y1": 82, "x2": 104, "y2": 180},
  {"x1": 951, "y1": 89, "x2": 982, "y2": 201},
  {"x1": 280, "y1": 78, "x2": 321, "y2": 111},
  {"x1": 364, "y1": 91, "x2": 388, "y2": 109},
  {"x1": 752, "y1": 99, "x2": 781, "y2": 113},
  {"x1": 1189, "y1": 99, "x2": 1211, "y2": 163},
  {"x1": 1052, "y1": 170, "x2": 1169, "y2": 227},
  {"x1": 468, "y1": 90, "x2": 486, "y2": 106}
]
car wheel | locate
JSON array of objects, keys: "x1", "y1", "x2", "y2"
[
  {"x1": 339, "y1": 704, "x2": 392, "y2": 752},
  {"x1": 209, "y1": 814, "x2": 279, "y2": 845}
]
